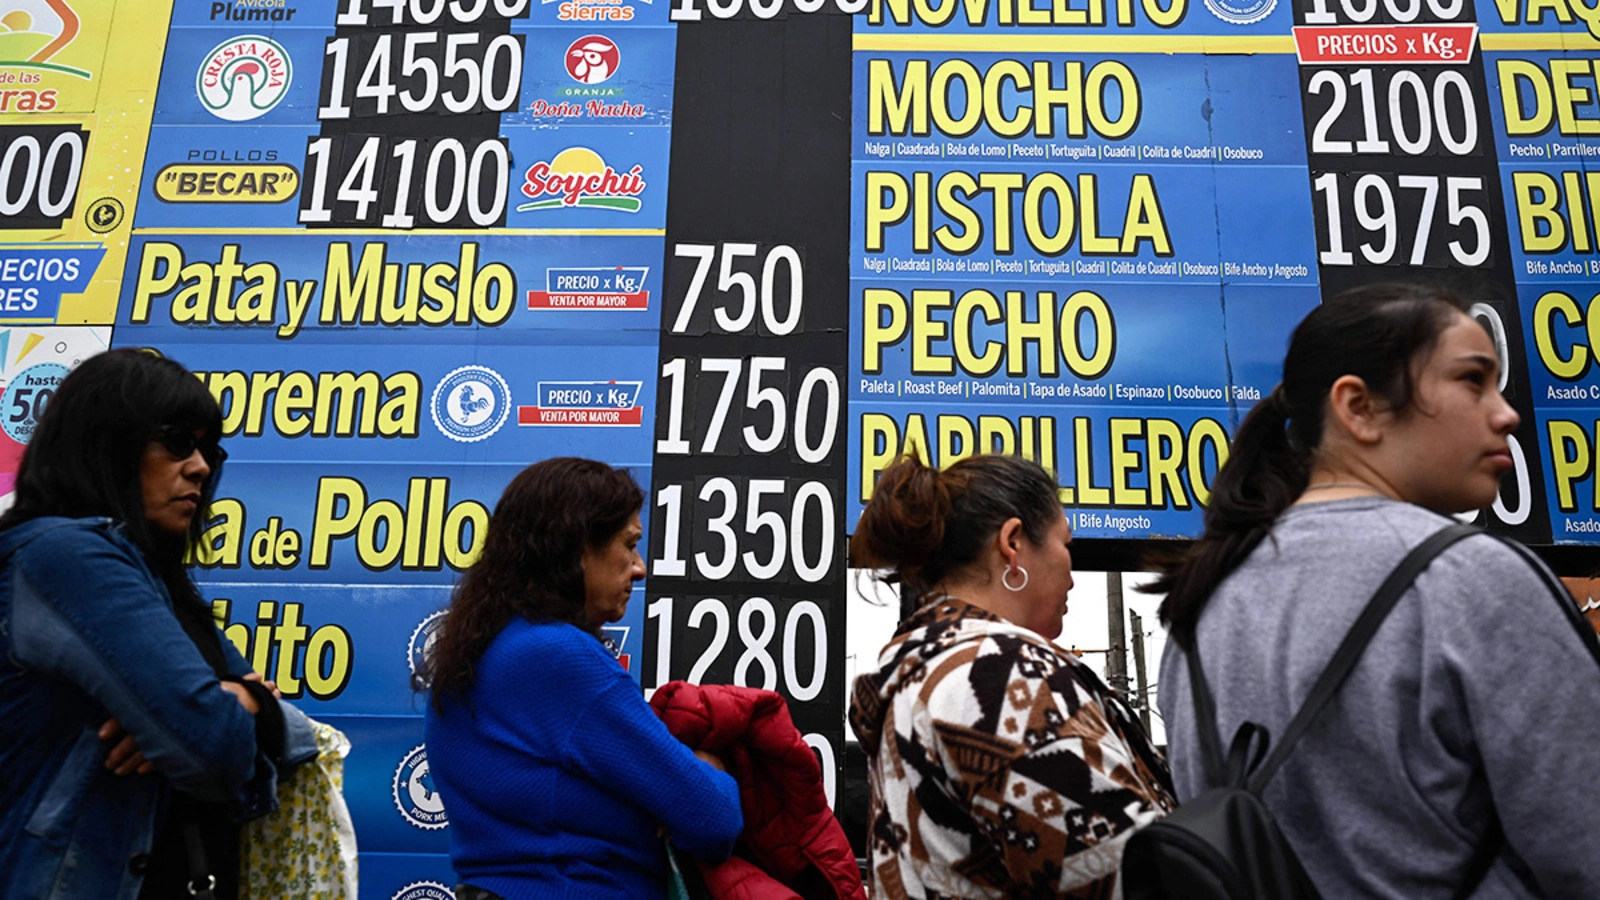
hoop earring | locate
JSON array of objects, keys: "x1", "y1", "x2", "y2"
[{"x1": 1002, "y1": 564, "x2": 1029, "y2": 592}]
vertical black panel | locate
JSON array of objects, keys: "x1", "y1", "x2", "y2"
[
  {"x1": 1293, "y1": 0, "x2": 1550, "y2": 543},
  {"x1": 645, "y1": 15, "x2": 853, "y2": 797}
]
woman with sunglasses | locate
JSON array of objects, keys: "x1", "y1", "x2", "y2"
[{"x1": 0, "y1": 348, "x2": 318, "y2": 900}]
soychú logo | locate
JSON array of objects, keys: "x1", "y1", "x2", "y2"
[
  {"x1": 518, "y1": 380, "x2": 643, "y2": 427},
  {"x1": 518, "y1": 148, "x2": 644, "y2": 213},
  {"x1": 393, "y1": 744, "x2": 448, "y2": 830},
  {"x1": 528, "y1": 266, "x2": 649, "y2": 310},
  {"x1": 197, "y1": 34, "x2": 292, "y2": 122},
  {"x1": 430, "y1": 365, "x2": 511, "y2": 443},
  {"x1": 392, "y1": 882, "x2": 455, "y2": 900},
  {"x1": 565, "y1": 35, "x2": 618, "y2": 84}
]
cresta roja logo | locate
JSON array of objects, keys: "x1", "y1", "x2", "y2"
[
  {"x1": 518, "y1": 380, "x2": 642, "y2": 426},
  {"x1": 517, "y1": 147, "x2": 645, "y2": 213},
  {"x1": 197, "y1": 34, "x2": 292, "y2": 122}
]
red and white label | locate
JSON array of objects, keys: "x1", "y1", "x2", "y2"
[
  {"x1": 527, "y1": 290, "x2": 649, "y2": 310},
  {"x1": 1293, "y1": 24, "x2": 1478, "y2": 65},
  {"x1": 517, "y1": 406, "x2": 644, "y2": 426}
]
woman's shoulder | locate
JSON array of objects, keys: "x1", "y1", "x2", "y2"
[
  {"x1": 482, "y1": 618, "x2": 619, "y2": 677},
  {"x1": 2, "y1": 516, "x2": 136, "y2": 568},
  {"x1": 1426, "y1": 529, "x2": 1561, "y2": 605}
]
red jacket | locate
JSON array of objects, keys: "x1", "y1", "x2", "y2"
[{"x1": 650, "y1": 682, "x2": 866, "y2": 900}]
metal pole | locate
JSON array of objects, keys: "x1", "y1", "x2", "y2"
[
  {"x1": 1129, "y1": 609, "x2": 1153, "y2": 735},
  {"x1": 1106, "y1": 572, "x2": 1129, "y2": 702}
]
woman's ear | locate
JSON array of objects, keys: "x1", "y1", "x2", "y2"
[
  {"x1": 995, "y1": 517, "x2": 1024, "y2": 566},
  {"x1": 1326, "y1": 374, "x2": 1386, "y2": 445}
]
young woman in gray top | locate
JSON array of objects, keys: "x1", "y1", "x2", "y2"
[{"x1": 1152, "y1": 283, "x2": 1600, "y2": 898}]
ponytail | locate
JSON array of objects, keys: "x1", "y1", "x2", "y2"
[
  {"x1": 1148, "y1": 386, "x2": 1308, "y2": 647},
  {"x1": 1145, "y1": 282, "x2": 1475, "y2": 647}
]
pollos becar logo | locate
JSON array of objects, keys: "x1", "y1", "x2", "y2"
[
  {"x1": 391, "y1": 882, "x2": 454, "y2": 900},
  {"x1": 197, "y1": 35, "x2": 292, "y2": 122},
  {"x1": 408, "y1": 610, "x2": 447, "y2": 682},
  {"x1": 517, "y1": 148, "x2": 644, "y2": 214},
  {"x1": 518, "y1": 380, "x2": 643, "y2": 427},
  {"x1": 431, "y1": 365, "x2": 511, "y2": 443},
  {"x1": 527, "y1": 266, "x2": 649, "y2": 310},
  {"x1": 393, "y1": 744, "x2": 448, "y2": 830},
  {"x1": 565, "y1": 36, "x2": 619, "y2": 85}
]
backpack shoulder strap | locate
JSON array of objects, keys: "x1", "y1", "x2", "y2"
[
  {"x1": 1243, "y1": 522, "x2": 1482, "y2": 794},
  {"x1": 1484, "y1": 534, "x2": 1600, "y2": 669},
  {"x1": 1184, "y1": 629, "x2": 1228, "y2": 787}
]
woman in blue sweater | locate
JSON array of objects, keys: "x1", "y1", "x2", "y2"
[{"x1": 420, "y1": 458, "x2": 743, "y2": 899}]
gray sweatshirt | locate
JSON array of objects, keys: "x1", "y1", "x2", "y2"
[{"x1": 1159, "y1": 497, "x2": 1600, "y2": 899}]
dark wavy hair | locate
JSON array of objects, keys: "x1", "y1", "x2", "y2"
[
  {"x1": 1145, "y1": 283, "x2": 1474, "y2": 648},
  {"x1": 851, "y1": 452, "x2": 1063, "y2": 620},
  {"x1": 417, "y1": 457, "x2": 643, "y2": 710},
  {"x1": 0, "y1": 348, "x2": 224, "y2": 606}
]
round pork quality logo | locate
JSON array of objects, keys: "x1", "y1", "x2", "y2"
[
  {"x1": 392, "y1": 881, "x2": 455, "y2": 900},
  {"x1": 1203, "y1": 0, "x2": 1276, "y2": 24},
  {"x1": 393, "y1": 744, "x2": 448, "y2": 830},
  {"x1": 431, "y1": 365, "x2": 510, "y2": 443},
  {"x1": 196, "y1": 35, "x2": 293, "y2": 122},
  {"x1": 408, "y1": 610, "x2": 447, "y2": 682},
  {"x1": 1, "y1": 362, "x2": 68, "y2": 445},
  {"x1": 565, "y1": 35, "x2": 619, "y2": 85}
]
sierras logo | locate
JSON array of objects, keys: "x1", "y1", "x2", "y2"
[
  {"x1": 430, "y1": 366, "x2": 511, "y2": 443},
  {"x1": 565, "y1": 36, "x2": 618, "y2": 84},
  {"x1": 392, "y1": 744, "x2": 448, "y2": 830},
  {"x1": 196, "y1": 35, "x2": 292, "y2": 122},
  {"x1": 542, "y1": 0, "x2": 652, "y2": 23},
  {"x1": 517, "y1": 148, "x2": 644, "y2": 213},
  {"x1": 527, "y1": 266, "x2": 649, "y2": 310},
  {"x1": 518, "y1": 381, "x2": 642, "y2": 427}
]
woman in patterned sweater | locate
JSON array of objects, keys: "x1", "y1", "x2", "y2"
[{"x1": 849, "y1": 453, "x2": 1173, "y2": 899}]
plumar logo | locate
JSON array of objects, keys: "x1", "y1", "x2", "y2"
[
  {"x1": 197, "y1": 35, "x2": 291, "y2": 122},
  {"x1": 517, "y1": 147, "x2": 644, "y2": 213},
  {"x1": 565, "y1": 35, "x2": 618, "y2": 84}
]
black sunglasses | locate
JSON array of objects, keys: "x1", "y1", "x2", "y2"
[{"x1": 154, "y1": 425, "x2": 228, "y2": 467}]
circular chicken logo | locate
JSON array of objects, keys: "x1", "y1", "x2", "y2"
[
  {"x1": 564, "y1": 36, "x2": 619, "y2": 86},
  {"x1": 196, "y1": 35, "x2": 292, "y2": 122}
]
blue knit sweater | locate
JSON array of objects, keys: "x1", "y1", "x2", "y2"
[{"x1": 424, "y1": 619, "x2": 743, "y2": 899}]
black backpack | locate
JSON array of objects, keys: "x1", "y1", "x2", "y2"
[{"x1": 1121, "y1": 523, "x2": 1504, "y2": 900}]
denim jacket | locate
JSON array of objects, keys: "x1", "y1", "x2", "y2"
[{"x1": 0, "y1": 517, "x2": 319, "y2": 900}]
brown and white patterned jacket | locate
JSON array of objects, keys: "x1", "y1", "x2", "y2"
[{"x1": 849, "y1": 597, "x2": 1174, "y2": 899}]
